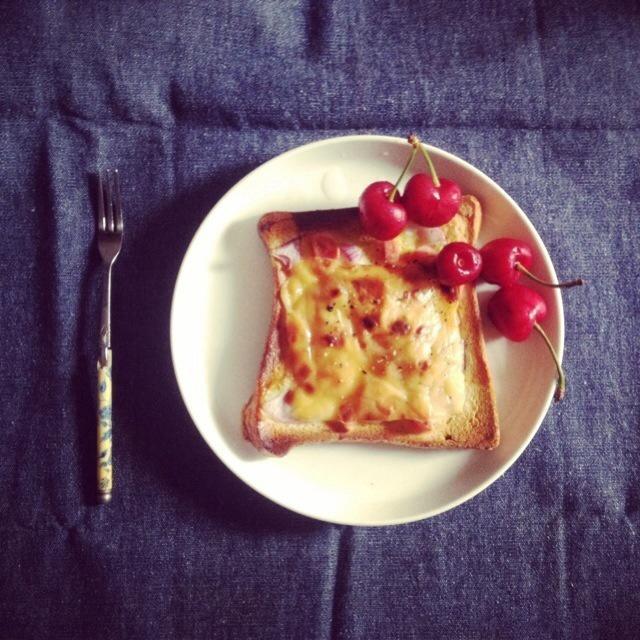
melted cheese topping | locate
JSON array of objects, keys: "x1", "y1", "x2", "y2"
[{"x1": 273, "y1": 254, "x2": 465, "y2": 429}]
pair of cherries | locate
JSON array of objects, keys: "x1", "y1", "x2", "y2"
[
  {"x1": 436, "y1": 237, "x2": 584, "y2": 290},
  {"x1": 435, "y1": 238, "x2": 583, "y2": 401},
  {"x1": 486, "y1": 246, "x2": 583, "y2": 401},
  {"x1": 359, "y1": 135, "x2": 462, "y2": 240}
]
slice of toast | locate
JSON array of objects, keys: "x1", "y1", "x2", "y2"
[{"x1": 243, "y1": 196, "x2": 499, "y2": 455}]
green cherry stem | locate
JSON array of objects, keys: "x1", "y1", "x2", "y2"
[
  {"x1": 389, "y1": 143, "x2": 418, "y2": 202},
  {"x1": 533, "y1": 322, "x2": 566, "y2": 402},
  {"x1": 516, "y1": 263, "x2": 584, "y2": 289},
  {"x1": 417, "y1": 140, "x2": 441, "y2": 188}
]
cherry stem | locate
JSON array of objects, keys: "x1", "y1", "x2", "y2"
[
  {"x1": 533, "y1": 322, "x2": 566, "y2": 402},
  {"x1": 389, "y1": 143, "x2": 418, "y2": 201},
  {"x1": 416, "y1": 139, "x2": 441, "y2": 188},
  {"x1": 516, "y1": 263, "x2": 584, "y2": 289}
]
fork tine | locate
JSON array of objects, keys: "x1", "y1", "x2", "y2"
[
  {"x1": 104, "y1": 170, "x2": 115, "y2": 232},
  {"x1": 97, "y1": 172, "x2": 106, "y2": 231},
  {"x1": 113, "y1": 169, "x2": 123, "y2": 233}
]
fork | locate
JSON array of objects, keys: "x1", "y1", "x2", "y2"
[{"x1": 96, "y1": 169, "x2": 123, "y2": 504}]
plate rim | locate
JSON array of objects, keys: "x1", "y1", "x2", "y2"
[{"x1": 170, "y1": 134, "x2": 565, "y2": 526}]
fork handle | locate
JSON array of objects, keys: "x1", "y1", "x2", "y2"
[{"x1": 97, "y1": 349, "x2": 113, "y2": 503}]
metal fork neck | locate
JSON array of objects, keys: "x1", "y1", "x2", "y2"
[{"x1": 99, "y1": 263, "x2": 113, "y2": 367}]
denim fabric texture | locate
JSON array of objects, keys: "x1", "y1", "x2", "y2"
[{"x1": 0, "y1": 1, "x2": 639, "y2": 638}]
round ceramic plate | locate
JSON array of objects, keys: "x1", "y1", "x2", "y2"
[{"x1": 170, "y1": 135, "x2": 564, "y2": 526}]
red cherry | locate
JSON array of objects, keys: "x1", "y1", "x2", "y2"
[
  {"x1": 358, "y1": 140, "x2": 421, "y2": 241},
  {"x1": 358, "y1": 181, "x2": 408, "y2": 241},
  {"x1": 402, "y1": 174, "x2": 462, "y2": 227},
  {"x1": 488, "y1": 284, "x2": 565, "y2": 400},
  {"x1": 488, "y1": 284, "x2": 546, "y2": 341},
  {"x1": 481, "y1": 238, "x2": 533, "y2": 286},
  {"x1": 481, "y1": 237, "x2": 583, "y2": 289},
  {"x1": 436, "y1": 242, "x2": 482, "y2": 286}
]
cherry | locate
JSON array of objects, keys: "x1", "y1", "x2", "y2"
[
  {"x1": 403, "y1": 175, "x2": 462, "y2": 227},
  {"x1": 358, "y1": 182, "x2": 408, "y2": 241},
  {"x1": 481, "y1": 237, "x2": 583, "y2": 289},
  {"x1": 402, "y1": 135, "x2": 461, "y2": 227},
  {"x1": 488, "y1": 284, "x2": 566, "y2": 401},
  {"x1": 436, "y1": 242, "x2": 482, "y2": 286},
  {"x1": 358, "y1": 140, "x2": 419, "y2": 241}
]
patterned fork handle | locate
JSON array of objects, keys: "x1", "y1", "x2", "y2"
[{"x1": 97, "y1": 349, "x2": 113, "y2": 502}]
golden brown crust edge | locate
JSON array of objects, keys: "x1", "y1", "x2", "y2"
[
  {"x1": 451, "y1": 196, "x2": 499, "y2": 449},
  {"x1": 243, "y1": 196, "x2": 499, "y2": 455}
]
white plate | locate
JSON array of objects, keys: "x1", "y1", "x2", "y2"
[{"x1": 170, "y1": 135, "x2": 564, "y2": 526}]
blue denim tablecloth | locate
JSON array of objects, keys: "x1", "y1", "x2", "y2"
[{"x1": 1, "y1": 2, "x2": 639, "y2": 638}]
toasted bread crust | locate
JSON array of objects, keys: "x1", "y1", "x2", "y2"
[{"x1": 243, "y1": 196, "x2": 499, "y2": 455}]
